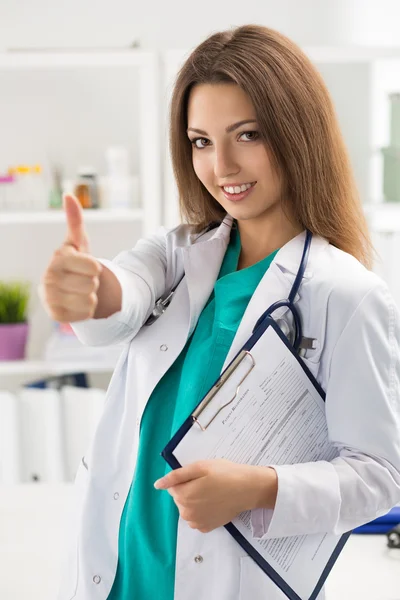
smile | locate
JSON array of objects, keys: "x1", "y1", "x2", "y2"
[
  {"x1": 222, "y1": 182, "x2": 256, "y2": 194},
  {"x1": 221, "y1": 182, "x2": 257, "y2": 202}
]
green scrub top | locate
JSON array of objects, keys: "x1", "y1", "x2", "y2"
[{"x1": 107, "y1": 225, "x2": 279, "y2": 600}]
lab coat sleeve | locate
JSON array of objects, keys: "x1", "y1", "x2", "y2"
[
  {"x1": 250, "y1": 282, "x2": 400, "y2": 539},
  {"x1": 70, "y1": 227, "x2": 170, "y2": 347}
]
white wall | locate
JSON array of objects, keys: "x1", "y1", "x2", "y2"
[{"x1": 1, "y1": 0, "x2": 400, "y2": 51}]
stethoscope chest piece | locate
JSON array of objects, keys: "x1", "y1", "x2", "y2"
[
  {"x1": 275, "y1": 317, "x2": 295, "y2": 346},
  {"x1": 145, "y1": 290, "x2": 175, "y2": 326}
]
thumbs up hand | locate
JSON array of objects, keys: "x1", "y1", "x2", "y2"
[{"x1": 39, "y1": 195, "x2": 103, "y2": 323}]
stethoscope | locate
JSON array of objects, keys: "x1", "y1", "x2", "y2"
[
  {"x1": 251, "y1": 229, "x2": 312, "y2": 352},
  {"x1": 145, "y1": 229, "x2": 314, "y2": 355}
]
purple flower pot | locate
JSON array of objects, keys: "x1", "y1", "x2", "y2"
[{"x1": 0, "y1": 322, "x2": 29, "y2": 360}]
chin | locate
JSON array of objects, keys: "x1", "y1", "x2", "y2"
[{"x1": 226, "y1": 205, "x2": 271, "y2": 222}]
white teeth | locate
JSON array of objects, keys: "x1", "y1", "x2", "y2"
[{"x1": 223, "y1": 182, "x2": 254, "y2": 194}]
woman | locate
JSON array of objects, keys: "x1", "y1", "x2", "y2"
[{"x1": 41, "y1": 24, "x2": 400, "y2": 600}]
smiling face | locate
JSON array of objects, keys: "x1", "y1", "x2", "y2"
[{"x1": 186, "y1": 83, "x2": 285, "y2": 225}]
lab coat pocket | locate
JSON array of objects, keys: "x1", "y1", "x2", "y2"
[{"x1": 57, "y1": 458, "x2": 89, "y2": 600}]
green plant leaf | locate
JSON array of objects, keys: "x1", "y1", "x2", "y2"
[{"x1": 0, "y1": 280, "x2": 30, "y2": 324}]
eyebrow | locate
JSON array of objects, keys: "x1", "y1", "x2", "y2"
[{"x1": 187, "y1": 119, "x2": 258, "y2": 135}]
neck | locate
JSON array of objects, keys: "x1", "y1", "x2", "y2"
[{"x1": 236, "y1": 206, "x2": 303, "y2": 268}]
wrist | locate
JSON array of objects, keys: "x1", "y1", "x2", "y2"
[
  {"x1": 94, "y1": 264, "x2": 122, "y2": 319},
  {"x1": 249, "y1": 466, "x2": 278, "y2": 510}
]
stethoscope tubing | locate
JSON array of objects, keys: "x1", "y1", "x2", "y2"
[{"x1": 252, "y1": 230, "x2": 312, "y2": 351}]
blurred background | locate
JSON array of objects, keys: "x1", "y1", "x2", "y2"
[{"x1": 1, "y1": 0, "x2": 400, "y2": 598}]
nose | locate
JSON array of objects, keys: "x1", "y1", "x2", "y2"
[{"x1": 213, "y1": 145, "x2": 240, "y2": 180}]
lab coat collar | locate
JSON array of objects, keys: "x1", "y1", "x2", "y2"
[
  {"x1": 180, "y1": 217, "x2": 232, "y2": 337},
  {"x1": 192, "y1": 213, "x2": 328, "y2": 278},
  {"x1": 273, "y1": 230, "x2": 328, "y2": 278}
]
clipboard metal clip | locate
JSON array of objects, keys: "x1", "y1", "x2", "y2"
[{"x1": 191, "y1": 350, "x2": 255, "y2": 431}]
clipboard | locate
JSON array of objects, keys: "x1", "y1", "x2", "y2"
[{"x1": 161, "y1": 315, "x2": 351, "y2": 600}]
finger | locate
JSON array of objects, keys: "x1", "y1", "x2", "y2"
[
  {"x1": 57, "y1": 273, "x2": 100, "y2": 295},
  {"x1": 41, "y1": 295, "x2": 96, "y2": 323},
  {"x1": 154, "y1": 462, "x2": 206, "y2": 490},
  {"x1": 50, "y1": 247, "x2": 102, "y2": 277},
  {"x1": 63, "y1": 194, "x2": 90, "y2": 253},
  {"x1": 186, "y1": 521, "x2": 209, "y2": 533},
  {"x1": 44, "y1": 288, "x2": 98, "y2": 314}
]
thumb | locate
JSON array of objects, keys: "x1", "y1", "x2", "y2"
[
  {"x1": 63, "y1": 194, "x2": 90, "y2": 253},
  {"x1": 154, "y1": 462, "x2": 206, "y2": 490}
]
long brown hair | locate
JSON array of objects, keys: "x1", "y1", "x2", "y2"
[{"x1": 169, "y1": 25, "x2": 374, "y2": 268}]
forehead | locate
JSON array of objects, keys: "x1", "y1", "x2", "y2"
[{"x1": 187, "y1": 83, "x2": 256, "y2": 125}]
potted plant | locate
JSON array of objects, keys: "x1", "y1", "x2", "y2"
[{"x1": 0, "y1": 280, "x2": 31, "y2": 360}]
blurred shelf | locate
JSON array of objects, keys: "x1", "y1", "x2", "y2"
[
  {"x1": 0, "y1": 50, "x2": 155, "y2": 70},
  {"x1": 364, "y1": 202, "x2": 400, "y2": 232},
  {"x1": 0, "y1": 360, "x2": 116, "y2": 376},
  {"x1": 0, "y1": 208, "x2": 143, "y2": 224}
]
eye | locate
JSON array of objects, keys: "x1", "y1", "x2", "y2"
[
  {"x1": 239, "y1": 131, "x2": 259, "y2": 141},
  {"x1": 189, "y1": 137, "x2": 210, "y2": 149}
]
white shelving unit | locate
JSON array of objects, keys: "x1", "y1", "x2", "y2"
[{"x1": 0, "y1": 49, "x2": 162, "y2": 383}]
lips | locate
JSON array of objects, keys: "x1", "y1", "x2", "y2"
[{"x1": 221, "y1": 182, "x2": 257, "y2": 202}]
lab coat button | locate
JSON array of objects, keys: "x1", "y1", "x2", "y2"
[
  {"x1": 160, "y1": 344, "x2": 168, "y2": 352},
  {"x1": 93, "y1": 575, "x2": 101, "y2": 584},
  {"x1": 113, "y1": 492, "x2": 119, "y2": 500},
  {"x1": 194, "y1": 555, "x2": 203, "y2": 564}
]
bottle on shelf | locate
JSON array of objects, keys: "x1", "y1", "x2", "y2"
[
  {"x1": 48, "y1": 165, "x2": 63, "y2": 209},
  {"x1": 12, "y1": 166, "x2": 29, "y2": 211},
  {"x1": 102, "y1": 146, "x2": 139, "y2": 209},
  {"x1": 6, "y1": 164, "x2": 48, "y2": 211},
  {"x1": 74, "y1": 167, "x2": 99, "y2": 209},
  {"x1": 0, "y1": 174, "x2": 16, "y2": 212},
  {"x1": 29, "y1": 164, "x2": 48, "y2": 210}
]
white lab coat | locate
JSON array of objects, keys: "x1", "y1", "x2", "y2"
[{"x1": 60, "y1": 214, "x2": 400, "y2": 600}]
